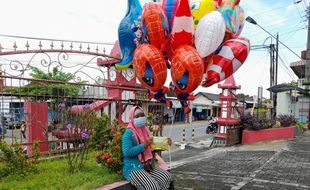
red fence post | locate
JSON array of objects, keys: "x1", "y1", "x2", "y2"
[{"x1": 25, "y1": 102, "x2": 49, "y2": 153}]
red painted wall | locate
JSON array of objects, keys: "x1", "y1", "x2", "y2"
[
  {"x1": 25, "y1": 102, "x2": 49, "y2": 153},
  {"x1": 242, "y1": 127, "x2": 295, "y2": 144}
]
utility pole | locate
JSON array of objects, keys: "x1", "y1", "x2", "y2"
[
  {"x1": 306, "y1": 4, "x2": 310, "y2": 128},
  {"x1": 268, "y1": 34, "x2": 279, "y2": 121},
  {"x1": 274, "y1": 33, "x2": 279, "y2": 119},
  {"x1": 270, "y1": 43, "x2": 275, "y2": 119},
  {"x1": 306, "y1": 6, "x2": 310, "y2": 84}
]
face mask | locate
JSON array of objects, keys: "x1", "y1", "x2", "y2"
[{"x1": 133, "y1": 117, "x2": 146, "y2": 128}]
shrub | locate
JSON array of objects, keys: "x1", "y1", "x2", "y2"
[
  {"x1": 90, "y1": 114, "x2": 113, "y2": 150},
  {"x1": 95, "y1": 122, "x2": 126, "y2": 175},
  {"x1": 147, "y1": 112, "x2": 155, "y2": 133},
  {"x1": 0, "y1": 141, "x2": 35, "y2": 177},
  {"x1": 262, "y1": 118, "x2": 274, "y2": 129},
  {"x1": 240, "y1": 114, "x2": 264, "y2": 131},
  {"x1": 56, "y1": 102, "x2": 97, "y2": 174},
  {"x1": 277, "y1": 115, "x2": 297, "y2": 128},
  {"x1": 32, "y1": 140, "x2": 41, "y2": 164},
  {"x1": 296, "y1": 122, "x2": 307, "y2": 133}
]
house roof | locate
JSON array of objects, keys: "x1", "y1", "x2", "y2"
[
  {"x1": 237, "y1": 94, "x2": 254, "y2": 102},
  {"x1": 196, "y1": 92, "x2": 220, "y2": 101}
]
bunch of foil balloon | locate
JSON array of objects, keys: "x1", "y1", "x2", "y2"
[{"x1": 116, "y1": 0, "x2": 250, "y2": 114}]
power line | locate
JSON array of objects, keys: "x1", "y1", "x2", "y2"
[
  {"x1": 251, "y1": 4, "x2": 295, "y2": 17},
  {"x1": 243, "y1": 17, "x2": 306, "y2": 36},
  {"x1": 283, "y1": 25, "x2": 307, "y2": 41},
  {"x1": 259, "y1": 51, "x2": 270, "y2": 86},
  {"x1": 243, "y1": 15, "x2": 304, "y2": 34},
  {"x1": 278, "y1": 53, "x2": 297, "y2": 80},
  {"x1": 294, "y1": 0, "x2": 308, "y2": 28}
]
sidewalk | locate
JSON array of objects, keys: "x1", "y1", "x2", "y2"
[{"x1": 164, "y1": 131, "x2": 310, "y2": 190}]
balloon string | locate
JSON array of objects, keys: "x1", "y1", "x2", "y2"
[{"x1": 168, "y1": 106, "x2": 177, "y2": 137}]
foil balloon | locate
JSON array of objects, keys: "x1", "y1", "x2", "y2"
[
  {"x1": 115, "y1": 0, "x2": 143, "y2": 70},
  {"x1": 133, "y1": 44, "x2": 172, "y2": 107},
  {"x1": 213, "y1": 0, "x2": 220, "y2": 8},
  {"x1": 190, "y1": 0, "x2": 216, "y2": 29},
  {"x1": 162, "y1": 0, "x2": 179, "y2": 31},
  {"x1": 195, "y1": 11, "x2": 226, "y2": 58},
  {"x1": 235, "y1": 6, "x2": 244, "y2": 37},
  {"x1": 167, "y1": 0, "x2": 194, "y2": 60},
  {"x1": 218, "y1": 0, "x2": 241, "y2": 39},
  {"x1": 203, "y1": 37, "x2": 250, "y2": 87},
  {"x1": 171, "y1": 45, "x2": 204, "y2": 113},
  {"x1": 142, "y1": 3, "x2": 169, "y2": 53},
  {"x1": 203, "y1": 53, "x2": 214, "y2": 72}
]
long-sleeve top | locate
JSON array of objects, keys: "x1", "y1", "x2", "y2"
[{"x1": 122, "y1": 128, "x2": 145, "y2": 181}]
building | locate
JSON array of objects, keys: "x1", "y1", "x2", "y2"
[
  {"x1": 193, "y1": 92, "x2": 220, "y2": 120},
  {"x1": 290, "y1": 60, "x2": 309, "y2": 122}
]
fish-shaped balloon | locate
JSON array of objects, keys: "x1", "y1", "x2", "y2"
[{"x1": 115, "y1": 0, "x2": 143, "y2": 70}]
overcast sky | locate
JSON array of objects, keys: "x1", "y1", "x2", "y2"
[{"x1": 0, "y1": 0, "x2": 307, "y2": 97}]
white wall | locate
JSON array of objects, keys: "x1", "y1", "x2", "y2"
[
  {"x1": 193, "y1": 94, "x2": 213, "y2": 106},
  {"x1": 121, "y1": 90, "x2": 135, "y2": 123},
  {"x1": 0, "y1": 96, "x2": 25, "y2": 115},
  {"x1": 276, "y1": 92, "x2": 297, "y2": 117}
]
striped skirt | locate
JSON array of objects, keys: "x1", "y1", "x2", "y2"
[{"x1": 130, "y1": 168, "x2": 172, "y2": 190}]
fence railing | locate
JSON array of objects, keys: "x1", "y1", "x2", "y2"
[{"x1": 0, "y1": 75, "x2": 164, "y2": 157}]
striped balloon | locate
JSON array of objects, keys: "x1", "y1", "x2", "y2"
[{"x1": 202, "y1": 37, "x2": 250, "y2": 87}]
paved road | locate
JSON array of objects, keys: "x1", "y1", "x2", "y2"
[
  {"x1": 162, "y1": 121, "x2": 212, "y2": 143},
  {"x1": 2, "y1": 129, "x2": 28, "y2": 144},
  {"x1": 163, "y1": 131, "x2": 310, "y2": 190}
]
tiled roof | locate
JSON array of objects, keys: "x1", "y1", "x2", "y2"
[{"x1": 196, "y1": 92, "x2": 220, "y2": 101}]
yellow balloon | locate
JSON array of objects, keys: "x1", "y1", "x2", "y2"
[{"x1": 190, "y1": 0, "x2": 216, "y2": 29}]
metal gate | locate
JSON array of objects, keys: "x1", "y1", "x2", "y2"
[{"x1": 0, "y1": 37, "x2": 163, "y2": 155}]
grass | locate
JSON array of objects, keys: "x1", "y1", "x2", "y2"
[{"x1": 0, "y1": 152, "x2": 123, "y2": 190}]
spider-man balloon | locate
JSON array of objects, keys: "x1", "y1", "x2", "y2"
[
  {"x1": 133, "y1": 44, "x2": 172, "y2": 107},
  {"x1": 171, "y1": 45, "x2": 204, "y2": 113}
]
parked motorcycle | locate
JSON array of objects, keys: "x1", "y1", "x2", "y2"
[{"x1": 206, "y1": 122, "x2": 218, "y2": 134}]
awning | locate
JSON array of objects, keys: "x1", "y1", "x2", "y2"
[{"x1": 267, "y1": 84, "x2": 303, "y2": 93}]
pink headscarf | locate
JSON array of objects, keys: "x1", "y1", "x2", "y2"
[{"x1": 127, "y1": 106, "x2": 153, "y2": 162}]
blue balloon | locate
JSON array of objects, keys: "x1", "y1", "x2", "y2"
[
  {"x1": 116, "y1": 0, "x2": 143, "y2": 70},
  {"x1": 162, "y1": 0, "x2": 179, "y2": 32}
]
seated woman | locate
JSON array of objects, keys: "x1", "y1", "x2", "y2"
[{"x1": 122, "y1": 106, "x2": 172, "y2": 190}]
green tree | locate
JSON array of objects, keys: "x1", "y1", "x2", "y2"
[{"x1": 7, "y1": 66, "x2": 82, "y2": 102}]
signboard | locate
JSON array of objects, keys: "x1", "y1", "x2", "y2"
[{"x1": 196, "y1": 106, "x2": 202, "y2": 112}]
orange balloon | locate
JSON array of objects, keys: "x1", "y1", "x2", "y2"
[
  {"x1": 142, "y1": 3, "x2": 169, "y2": 53},
  {"x1": 133, "y1": 44, "x2": 167, "y2": 92},
  {"x1": 171, "y1": 45, "x2": 204, "y2": 93}
]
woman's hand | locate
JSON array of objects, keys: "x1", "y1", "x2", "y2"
[{"x1": 144, "y1": 137, "x2": 153, "y2": 147}]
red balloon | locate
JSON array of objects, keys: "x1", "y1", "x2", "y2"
[
  {"x1": 166, "y1": 0, "x2": 194, "y2": 61},
  {"x1": 133, "y1": 44, "x2": 167, "y2": 92},
  {"x1": 203, "y1": 53, "x2": 214, "y2": 72},
  {"x1": 142, "y1": 3, "x2": 169, "y2": 53},
  {"x1": 171, "y1": 45, "x2": 204, "y2": 93},
  {"x1": 202, "y1": 37, "x2": 250, "y2": 87}
]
